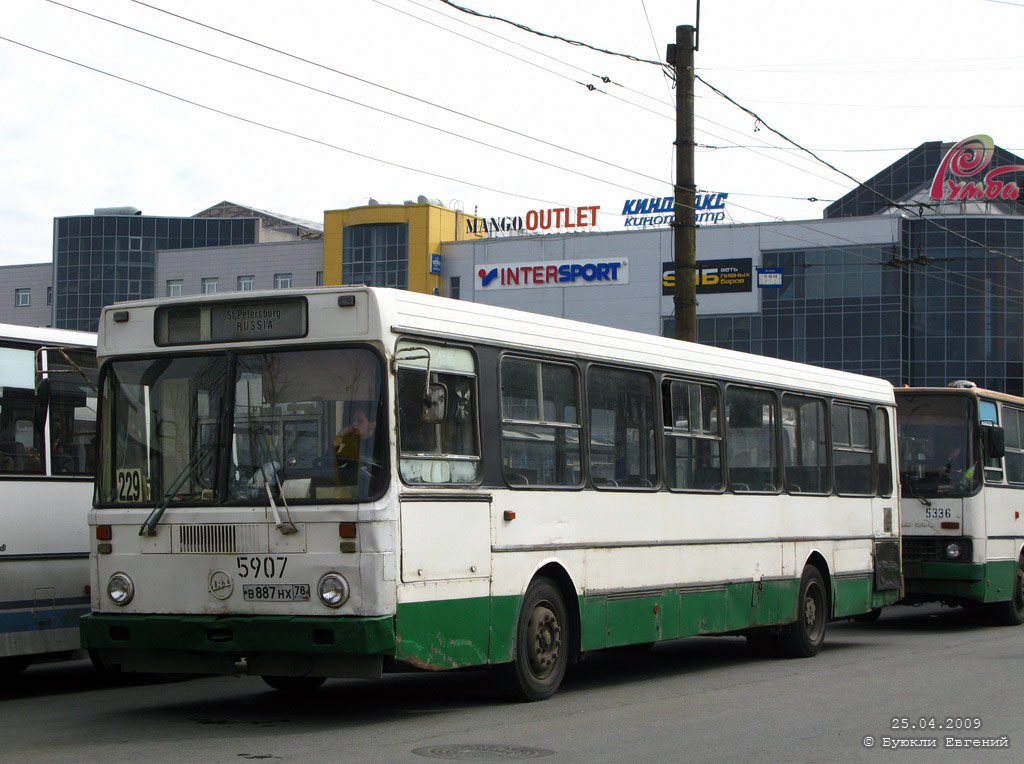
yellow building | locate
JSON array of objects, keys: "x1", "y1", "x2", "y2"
[{"x1": 323, "y1": 198, "x2": 484, "y2": 295}]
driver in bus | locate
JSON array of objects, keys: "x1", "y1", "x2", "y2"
[{"x1": 333, "y1": 405, "x2": 378, "y2": 489}]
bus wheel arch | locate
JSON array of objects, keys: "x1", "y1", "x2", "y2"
[
  {"x1": 499, "y1": 565, "x2": 578, "y2": 701},
  {"x1": 778, "y1": 558, "x2": 830, "y2": 658}
]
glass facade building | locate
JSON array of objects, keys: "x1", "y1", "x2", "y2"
[
  {"x1": 698, "y1": 140, "x2": 1024, "y2": 395},
  {"x1": 53, "y1": 214, "x2": 257, "y2": 331}
]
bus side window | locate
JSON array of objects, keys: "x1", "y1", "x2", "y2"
[
  {"x1": 781, "y1": 394, "x2": 829, "y2": 494},
  {"x1": 876, "y1": 408, "x2": 893, "y2": 497},
  {"x1": 0, "y1": 346, "x2": 43, "y2": 475},
  {"x1": 725, "y1": 386, "x2": 779, "y2": 493},
  {"x1": 499, "y1": 357, "x2": 581, "y2": 488},
  {"x1": 46, "y1": 349, "x2": 99, "y2": 476},
  {"x1": 663, "y1": 379, "x2": 722, "y2": 492},
  {"x1": 1004, "y1": 408, "x2": 1024, "y2": 485},
  {"x1": 979, "y1": 400, "x2": 1004, "y2": 483},
  {"x1": 396, "y1": 342, "x2": 481, "y2": 485},
  {"x1": 833, "y1": 404, "x2": 873, "y2": 496},
  {"x1": 587, "y1": 367, "x2": 657, "y2": 489}
]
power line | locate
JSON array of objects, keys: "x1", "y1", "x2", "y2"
[
  {"x1": 397, "y1": 0, "x2": 672, "y2": 109},
  {"x1": 45, "y1": 0, "x2": 667, "y2": 199},
  {"x1": 371, "y1": 0, "x2": 673, "y2": 120},
  {"x1": 435, "y1": 0, "x2": 665, "y2": 66},
  {"x1": 125, "y1": 0, "x2": 673, "y2": 184},
  {"x1": 694, "y1": 73, "x2": 1024, "y2": 267},
  {"x1": 0, "y1": 34, "x2": 589, "y2": 210}
]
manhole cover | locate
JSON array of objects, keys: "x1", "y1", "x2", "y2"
[{"x1": 411, "y1": 744, "x2": 555, "y2": 760}]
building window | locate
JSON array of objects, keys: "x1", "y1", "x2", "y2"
[
  {"x1": 238, "y1": 275, "x2": 255, "y2": 291},
  {"x1": 46, "y1": 286, "x2": 53, "y2": 305},
  {"x1": 315, "y1": 271, "x2": 323, "y2": 287},
  {"x1": 201, "y1": 278, "x2": 219, "y2": 294},
  {"x1": 450, "y1": 276, "x2": 460, "y2": 299},
  {"x1": 15, "y1": 288, "x2": 30, "y2": 307},
  {"x1": 166, "y1": 280, "x2": 183, "y2": 297},
  {"x1": 342, "y1": 223, "x2": 409, "y2": 289},
  {"x1": 274, "y1": 273, "x2": 292, "y2": 289}
]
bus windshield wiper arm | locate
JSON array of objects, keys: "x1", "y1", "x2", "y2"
[{"x1": 139, "y1": 443, "x2": 215, "y2": 536}]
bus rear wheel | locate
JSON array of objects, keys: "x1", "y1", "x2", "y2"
[
  {"x1": 988, "y1": 561, "x2": 1024, "y2": 626},
  {"x1": 499, "y1": 577, "x2": 570, "y2": 702},
  {"x1": 778, "y1": 566, "x2": 827, "y2": 658}
]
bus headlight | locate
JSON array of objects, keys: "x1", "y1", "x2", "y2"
[
  {"x1": 945, "y1": 542, "x2": 964, "y2": 560},
  {"x1": 107, "y1": 573, "x2": 135, "y2": 606},
  {"x1": 317, "y1": 573, "x2": 350, "y2": 608}
]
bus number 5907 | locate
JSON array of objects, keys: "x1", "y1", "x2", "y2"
[{"x1": 236, "y1": 556, "x2": 288, "y2": 579}]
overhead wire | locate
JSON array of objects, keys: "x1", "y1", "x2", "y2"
[
  {"x1": 0, "y1": 34, "x2": 590, "y2": 209},
  {"x1": 122, "y1": 0, "x2": 673, "y2": 186},
  {"x1": 43, "y1": 0, "x2": 668, "y2": 199}
]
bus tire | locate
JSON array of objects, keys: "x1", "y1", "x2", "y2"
[
  {"x1": 499, "y1": 577, "x2": 570, "y2": 702},
  {"x1": 988, "y1": 561, "x2": 1024, "y2": 626},
  {"x1": 778, "y1": 566, "x2": 827, "y2": 658},
  {"x1": 262, "y1": 675, "x2": 327, "y2": 693}
]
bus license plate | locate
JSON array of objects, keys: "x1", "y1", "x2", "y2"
[{"x1": 242, "y1": 583, "x2": 311, "y2": 602}]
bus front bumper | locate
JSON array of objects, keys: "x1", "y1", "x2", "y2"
[{"x1": 81, "y1": 613, "x2": 396, "y2": 678}]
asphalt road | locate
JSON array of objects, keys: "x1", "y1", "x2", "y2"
[{"x1": 2, "y1": 604, "x2": 1021, "y2": 764}]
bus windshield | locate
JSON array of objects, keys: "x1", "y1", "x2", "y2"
[
  {"x1": 98, "y1": 347, "x2": 385, "y2": 506},
  {"x1": 897, "y1": 393, "x2": 978, "y2": 498}
]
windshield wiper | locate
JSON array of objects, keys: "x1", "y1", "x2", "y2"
[
  {"x1": 900, "y1": 475, "x2": 932, "y2": 507},
  {"x1": 138, "y1": 443, "x2": 216, "y2": 536}
]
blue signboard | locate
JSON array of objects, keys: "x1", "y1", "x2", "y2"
[
  {"x1": 757, "y1": 268, "x2": 783, "y2": 288},
  {"x1": 430, "y1": 253, "x2": 443, "y2": 275}
]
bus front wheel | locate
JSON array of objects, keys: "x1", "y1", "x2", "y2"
[
  {"x1": 778, "y1": 566, "x2": 827, "y2": 658},
  {"x1": 988, "y1": 560, "x2": 1024, "y2": 626},
  {"x1": 500, "y1": 577, "x2": 570, "y2": 702}
]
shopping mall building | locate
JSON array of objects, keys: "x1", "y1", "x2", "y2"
[{"x1": 2, "y1": 136, "x2": 1022, "y2": 393}]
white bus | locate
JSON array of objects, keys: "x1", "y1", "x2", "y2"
[
  {"x1": 82, "y1": 287, "x2": 900, "y2": 700},
  {"x1": 0, "y1": 323, "x2": 97, "y2": 677},
  {"x1": 897, "y1": 383, "x2": 1024, "y2": 624}
]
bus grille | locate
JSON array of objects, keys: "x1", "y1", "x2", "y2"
[
  {"x1": 902, "y1": 537, "x2": 943, "y2": 562},
  {"x1": 173, "y1": 524, "x2": 267, "y2": 554}
]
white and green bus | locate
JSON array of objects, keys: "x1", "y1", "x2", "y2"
[
  {"x1": 1, "y1": 324, "x2": 97, "y2": 677},
  {"x1": 896, "y1": 383, "x2": 1024, "y2": 624},
  {"x1": 82, "y1": 287, "x2": 901, "y2": 700}
]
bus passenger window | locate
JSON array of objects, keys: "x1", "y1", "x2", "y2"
[
  {"x1": 833, "y1": 404, "x2": 873, "y2": 495},
  {"x1": 725, "y1": 387, "x2": 778, "y2": 492},
  {"x1": 500, "y1": 357, "x2": 581, "y2": 487},
  {"x1": 396, "y1": 342, "x2": 480, "y2": 485},
  {"x1": 1004, "y1": 408, "x2": 1024, "y2": 484},
  {"x1": 663, "y1": 380, "x2": 722, "y2": 491},
  {"x1": 781, "y1": 394, "x2": 828, "y2": 494},
  {"x1": 46, "y1": 348, "x2": 98, "y2": 476},
  {"x1": 587, "y1": 367, "x2": 657, "y2": 489},
  {"x1": 0, "y1": 346, "x2": 43, "y2": 475}
]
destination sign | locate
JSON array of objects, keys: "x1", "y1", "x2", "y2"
[
  {"x1": 211, "y1": 299, "x2": 307, "y2": 341},
  {"x1": 155, "y1": 298, "x2": 307, "y2": 345}
]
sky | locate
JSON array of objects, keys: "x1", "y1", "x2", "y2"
[{"x1": 1, "y1": 0, "x2": 1023, "y2": 265}]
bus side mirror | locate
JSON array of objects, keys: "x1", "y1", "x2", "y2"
[
  {"x1": 982, "y1": 422, "x2": 1005, "y2": 459},
  {"x1": 422, "y1": 382, "x2": 447, "y2": 424}
]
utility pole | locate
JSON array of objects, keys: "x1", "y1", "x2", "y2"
[{"x1": 670, "y1": 24, "x2": 697, "y2": 342}]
